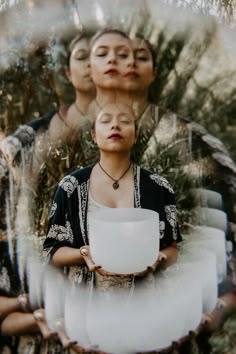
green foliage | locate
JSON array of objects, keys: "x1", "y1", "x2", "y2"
[{"x1": 210, "y1": 314, "x2": 236, "y2": 353}]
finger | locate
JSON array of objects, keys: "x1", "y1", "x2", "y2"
[
  {"x1": 57, "y1": 330, "x2": 77, "y2": 348},
  {"x1": 83, "y1": 257, "x2": 97, "y2": 271}
]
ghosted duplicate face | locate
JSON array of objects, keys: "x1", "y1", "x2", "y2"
[
  {"x1": 90, "y1": 33, "x2": 134, "y2": 91},
  {"x1": 122, "y1": 37, "x2": 156, "y2": 93},
  {"x1": 67, "y1": 37, "x2": 95, "y2": 93}
]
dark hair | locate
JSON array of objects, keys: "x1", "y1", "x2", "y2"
[{"x1": 90, "y1": 29, "x2": 130, "y2": 51}]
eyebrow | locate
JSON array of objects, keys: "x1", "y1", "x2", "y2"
[
  {"x1": 99, "y1": 113, "x2": 112, "y2": 118},
  {"x1": 74, "y1": 48, "x2": 88, "y2": 53},
  {"x1": 117, "y1": 112, "x2": 133, "y2": 118},
  {"x1": 134, "y1": 48, "x2": 149, "y2": 54},
  {"x1": 95, "y1": 45, "x2": 130, "y2": 50}
]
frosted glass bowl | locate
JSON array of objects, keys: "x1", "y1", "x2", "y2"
[
  {"x1": 89, "y1": 208, "x2": 160, "y2": 274},
  {"x1": 193, "y1": 207, "x2": 227, "y2": 232},
  {"x1": 191, "y1": 188, "x2": 223, "y2": 210}
]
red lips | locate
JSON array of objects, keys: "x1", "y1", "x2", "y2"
[
  {"x1": 125, "y1": 71, "x2": 139, "y2": 78},
  {"x1": 108, "y1": 133, "x2": 122, "y2": 139},
  {"x1": 105, "y1": 69, "x2": 120, "y2": 76}
]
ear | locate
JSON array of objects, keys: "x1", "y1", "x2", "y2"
[{"x1": 65, "y1": 68, "x2": 71, "y2": 82}]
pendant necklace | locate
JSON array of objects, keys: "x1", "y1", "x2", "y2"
[{"x1": 98, "y1": 162, "x2": 132, "y2": 190}]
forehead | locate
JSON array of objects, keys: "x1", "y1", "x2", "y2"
[
  {"x1": 92, "y1": 33, "x2": 131, "y2": 50},
  {"x1": 131, "y1": 38, "x2": 150, "y2": 52},
  {"x1": 71, "y1": 38, "x2": 90, "y2": 55},
  {"x1": 98, "y1": 103, "x2": 135, "y2": 117}
]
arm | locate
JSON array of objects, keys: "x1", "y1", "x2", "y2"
[
  {"x1": 159, "y1": 242, "x2": 178, "y2": 268},
  {"x1": 1, "y1": 312, "x2": 39, "y2": 336},
  {"x1": 52, "y1": 246, "x2": 84, "y2": 267},
  {"x1": 1, "y1": 308, "x2": 57, "y2": 339},
  {"x1": 43, "y1": 177, "x2": 78, "y2": 265},
  {"x1": 0, "y1": 296, "x2": 21, "y2": 321},
  {"x1": 53, "y1": 246, "x2": 101, "y2": 272}
]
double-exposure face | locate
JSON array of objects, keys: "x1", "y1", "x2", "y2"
[
  {"x1": 67, "y1": 37, "x2": 95, "y2": 93},
  {"x1": 122, "y1": 37, "x2": 156, "y2": 93},
  {"x1": 90, "y1": 32, "x2": 134, "y2": 90}
]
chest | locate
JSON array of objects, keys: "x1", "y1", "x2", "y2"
[{"x1": 89, "y1": 177, "x2": 134, "y2": 208}]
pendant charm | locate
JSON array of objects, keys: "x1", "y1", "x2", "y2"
[{"x1": 113, "y1": 181, "x2": 119, "y2": 190}]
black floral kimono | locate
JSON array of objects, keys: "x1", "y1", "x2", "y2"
[{"x1": 43, "y1": 164, "x2": 182, "y2": 288}]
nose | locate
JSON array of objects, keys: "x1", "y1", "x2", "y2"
[
  {"x1": 111, "y1": 118, "x2": 121, "y2": 130},
  {"x1": 107, "y1": 50, "x2": 116, "y2": 64},
  {"x1": 127, "y1": 52, "x2": 136, "y2": 68}
]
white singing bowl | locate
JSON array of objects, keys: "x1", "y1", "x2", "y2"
[
  {"x1": 89, "y1": 208, "x2": 160, "y2": 274},
  {"x1": 64, "y1": 285, "x2": 91, "y2": 349},
  {"x1": 191, "y1": 189, "x2": 223, "y2": 210},
  {"x1": 161, "y1": 264, "x2": 202, "y2": 336},
  {"x1": 193, "y1": 207, "x2": 227, "y2": 232},
  {"x1": 27, "y1": 255, "x2": 44, "y2": 310},
  {"x1": 187, "y1": 226, "x2": 227, "y2": 282},
  {"x1": 178, "y1": 248, "x2": 218, "y2": 313},
  {"x1": 44, "y1": 267, "x2": 66, "y2": 331},
  {"x1": 183, "y1": 234, "x2": 226, "y2": 283},
  {"x1": 87, "y1": 292, "x2": 133, "y2": 354},
  {"x1": 87, "y1": 289, "x2": 178, "y2": 353}
]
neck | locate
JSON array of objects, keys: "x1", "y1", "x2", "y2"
[
  {"x1": 99, "y1": 152, "x2": 131, "y2": 179},
  {"x1": 95, "y1": 88, "x2": 149, "y2": 117},
  {"x1": 75, "y1": 90, "x2": 94, "y2": 114}
]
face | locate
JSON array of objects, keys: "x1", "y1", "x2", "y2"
[
  {"x1": 122, "y1": 38, "x2": 156, "y2": 92},
  {"x1": 92, "y1": 103, "x2": 138, "y2": 153},
  {"x1": 67, "y1": 38, "x2": 95, "y2": 93},
  {"x1": 90, "y1": 33, "x2": 134, "y2": 90}
]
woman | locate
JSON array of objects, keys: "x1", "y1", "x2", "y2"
[
  {"x1": 43, "y1": 102, "x2": 181, "y2": 291},
  {"x1": 80, "y1": 29, "x2": 160, "y2": 165},
  {"x1": 0, "y1": 32, "x2": 95, "y2": 354}
]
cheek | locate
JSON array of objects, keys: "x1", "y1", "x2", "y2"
[
  {"x1": 70, "y1": 65, "x2": 83, "y2": 81},
  {"x1": 90, "y1": 63, "x2": 101, "y2": 81}
]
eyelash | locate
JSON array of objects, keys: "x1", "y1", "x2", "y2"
[
  {"x1": 136, "y1": 57, "x2": 148, "y2": 61},
  {"x1": 76, "y1": 57, "x2": 87, "y2": 61},
  {"x1": 95, "y1": 53, "x2": 129, "y2": 58}
]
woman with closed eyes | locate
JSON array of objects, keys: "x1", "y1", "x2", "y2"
[
  {"x1": 78, "y1": 29, "x2": 161, "y2": 166},
  {"x1": 44, "y1": 102, "x2": 181, "y2": 291},
  {"x1": 0, "y1": 33, "x2": 96, "y2": 354}
]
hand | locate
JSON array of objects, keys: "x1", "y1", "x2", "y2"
[
  {"x1": 80, "y1": 247, "x2": 167, "y2": 277},
  {"x1": 33, "y1": 309, "x2": 58, "y2": 340},
  {"x1": 53, "y1": 318, "x2": 77, "y2": 348},
  {"x1": 71, "y1": 343, "x2": 107, "y2": 353},
  {"x1": 17, "y1": 293, "x2": 31, "y2": 312},
  {"x1": 133, "y1": 252, "x2": 167, "y2": 278},
  {"x1": 79, "y1": 246, "x2": 102, "y2": 272}
]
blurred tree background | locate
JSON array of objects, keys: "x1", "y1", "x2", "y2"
[{"x1": 0, "y1": 0, "x2": 236, "y2": 353}]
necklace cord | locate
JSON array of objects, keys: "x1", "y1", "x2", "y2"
[{"x1": 98, "y1": 161, "x2": 131, "y2": 185}]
